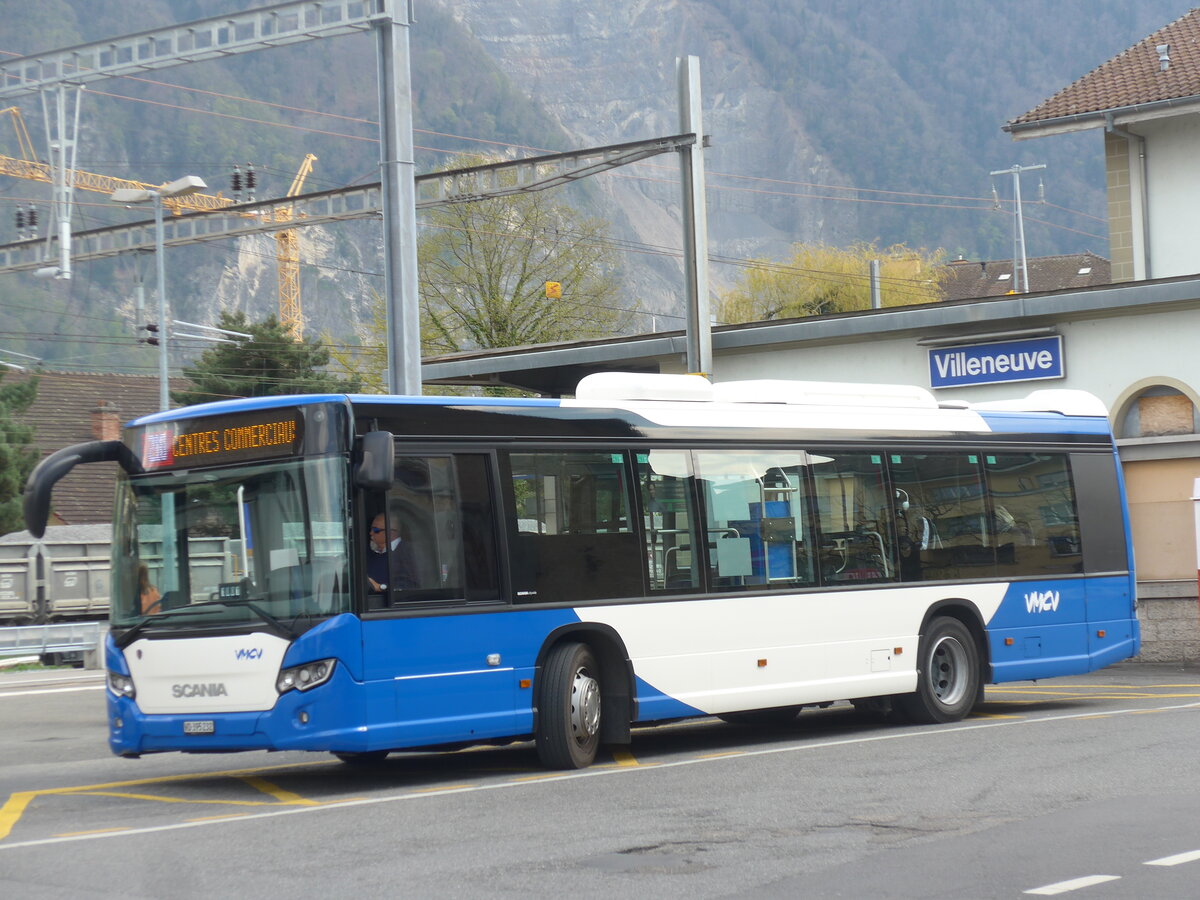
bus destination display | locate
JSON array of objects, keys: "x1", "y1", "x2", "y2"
[{"x1": 139, "y1": 409, "x2": 305, "y2": 469}]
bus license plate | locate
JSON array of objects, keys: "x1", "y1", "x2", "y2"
[{"x1": 183, "y1": 720, "x2": 215, "y2": 735}]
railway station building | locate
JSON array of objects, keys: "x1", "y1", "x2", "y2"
[
  {"x1": 422, "y1": 273, "x2": 1200, "y2": 664},
  {"x1": 422, "y1": 11, "x2": 1200, "y2": 663}
]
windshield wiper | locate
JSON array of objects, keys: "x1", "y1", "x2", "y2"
[
  {"x1": 116, "y1": 605, "x2": 227, "y2": 646},
  {"x1": 181, "y1": 598, "x2": 297, "y2": 639},
  {"x1": 117, "y1": 598, "x2": 296, "y2": 646}
]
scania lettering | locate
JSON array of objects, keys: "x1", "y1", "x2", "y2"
[
  {"x1": 172, "y1": 683, "x2": 229, "y2": 699},
  {"x1": 23, "y1": 374, "x2": 1138, "y2": 769}
]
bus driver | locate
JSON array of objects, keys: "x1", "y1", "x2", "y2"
[{"x1": 367, "y1": 513, "x2": 416, "y2": 593}]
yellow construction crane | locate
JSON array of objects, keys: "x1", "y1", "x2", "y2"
[
  {"x1": 274, "y1": 153, "x2": 316, "y2": 340},
  {"x1": 1, "y1": 106, "x2": 232, "y2": 214},
  {"x1": 2, "y1": 106, "x2": 314, "y2": 337}
]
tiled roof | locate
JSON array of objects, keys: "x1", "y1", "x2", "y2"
[
  {"x1": 2, "y1": 370, "x2": 184, "y2": 528},
  {"x1": 941, "y1": 253, "x2": 1111, "y2": 302},
  {"x1": 1008, "y1": 9, "x2": 1200, "y2": 129}
]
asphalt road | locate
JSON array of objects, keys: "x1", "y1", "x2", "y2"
[{"x1": 2, "y1": 663, "x2": 1200, "y2": 899}]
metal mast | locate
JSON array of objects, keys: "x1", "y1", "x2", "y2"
[
  {"x1": 678, "y1": 56, "x2": 711, "y2": 378},
  {"x1": 990, "y1": 163, "x2": 1045, "y2": 294}
]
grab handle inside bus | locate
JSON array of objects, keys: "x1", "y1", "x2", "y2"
[
  {"x1": 355, "y1": 431, "x2": 395, "y2": 491},
  {"x1": 23, "y1": 439, "x2": 144, "y2": 539}
]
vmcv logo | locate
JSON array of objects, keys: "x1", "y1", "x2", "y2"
[
  {"x1": 1025, "y1": 590, "x2": 1061, "y2": 614},
  {"x1": 235, "y1": 648, "x2": 264, "y2": 661}
]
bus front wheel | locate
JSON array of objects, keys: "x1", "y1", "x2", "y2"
[
  {"x1": 537, "y1": 641, "x2": 602, "y2": 769},
  {"x1": 899, "y1": 617, "x2": 979, "y2": 724}
]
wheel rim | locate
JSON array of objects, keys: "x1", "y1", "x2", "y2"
[
  {"x1": 929, "y1": 634, "x2": 971, "y2": 708},
  {"x1": 570, "y1": 666, "x2": 601, "y2": 744}
]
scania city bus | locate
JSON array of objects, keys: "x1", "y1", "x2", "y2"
[{"x1": 23, "y1": 373, "x2": 1139, "y2": 768}]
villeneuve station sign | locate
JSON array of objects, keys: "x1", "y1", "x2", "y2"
[{"x1": 928, "y1": 335, "x2": 1064, "y2": 389}]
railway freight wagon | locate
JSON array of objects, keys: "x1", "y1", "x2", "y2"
[
  {"x1": 0, "y1": 525, "x2": 112, "y2": 623},
  {"x1": 0, "y1": 525, "x2": 245, "y2": 625}
]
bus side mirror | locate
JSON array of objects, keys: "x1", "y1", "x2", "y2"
[
  {"x1": 23, "y1": 440, "x2": 143, "y2": 538},
  {"x1": 355, "y1": 431, "x2": 394, "y2": 491}
]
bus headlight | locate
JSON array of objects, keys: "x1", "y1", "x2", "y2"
[
  {"x1": 276, "y1": 658, "x2": 336, "y2": 694},
  {"x1": 107, "y1": 671, "x2": 136, "y2": 700}
]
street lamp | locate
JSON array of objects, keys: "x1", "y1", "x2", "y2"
[{"x1": 110, "y1": 175, "x2": 207, "y2": 411}]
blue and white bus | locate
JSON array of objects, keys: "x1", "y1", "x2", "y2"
[{"x1": 24, "y1": 372, "x2": 1138, "y2": 768}]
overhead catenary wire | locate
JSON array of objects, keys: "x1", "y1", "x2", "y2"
[
  {"x1": 0, "y1": 44, "x2": 1106, "y2": 230},
  {"x1": 0, "y1": 39, "x2": 1109, "y2": 376}
]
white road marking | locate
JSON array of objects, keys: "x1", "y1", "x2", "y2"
[
  {"x1": 2, "y1": 698, "x2": 1200, "y2": 852},
  {"x1": 1145, "y1": 848, "x2": 1200, "y2": 866},
  {"x1": 0, "y1": 685, "x2": 105, "y2": 698},
  {"x1": 1024, "y1": 874, "x2": 1121, "y2": 895}
]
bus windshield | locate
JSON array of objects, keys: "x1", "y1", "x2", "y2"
[{"x1": 111, "y1": 455, "x2": 352, "y2": 631}]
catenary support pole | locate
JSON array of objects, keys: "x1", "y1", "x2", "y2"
[
  {"x1": 377, "y1": 1, "x2": 422, "y2": 396},
  {"x1": 678, "y1": 55, "x2": 711, "y2": 378},
  {"x1": 152, "y1": 193, "x2": 169, "y2": 411}
]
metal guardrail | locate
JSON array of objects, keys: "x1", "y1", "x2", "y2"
[{"x1": 0, "y1": 622, "x2": 103, "y2": 665}]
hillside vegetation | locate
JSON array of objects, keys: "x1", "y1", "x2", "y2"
[{"x1": 0, "y1": 0, "x2": 1192, "y2": 368}]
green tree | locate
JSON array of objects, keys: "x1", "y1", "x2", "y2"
[
  {"x1": 718, "y1": 242, "x2": 947, "y2": 324},
  {"x1": 174, "y1": 311, "x2": 361, "y2": 406},
  {"x1": 335, "y1": 157, "x2": 632, "y2": 393},
  {"x1": 0, "y1": 368, "x2": 38, "y2": 536},
  {"x1": 420, "y1": 180, "x2": 628, "y2": 355}
]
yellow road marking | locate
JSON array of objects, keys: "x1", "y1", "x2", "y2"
[
  {"x1": 0, "y1": 792, "x2": 37, "y2": 842},
  {"x1": 984, "y1": 696, "x2": 1200, "y2": 710},
  {"x1": 698, "y1": 751, "x2": 746, "y2": 759},
  {"x1": 412, "y1": 783, "x2": 475, "y2": 793},
  {"x1": 0, "y1": 758, "x2": 339, "y2": 841},
  {"x1": 53, "y1": 827, "x2": 132, "y2": 837},
  {"x1": 186, "y1": 813, "x2": 252, "y2": 823},
  {"x1": 73, "y1": 791, "x2": 286, "y2": 807},
  {"x1": 970, "y1": 713, "x2": 1023, "y2": 719},
  {"x1": 610, "y1": 749, "x2": 640, "y2": 767},
  {"x1": 237, "y1": 776, "x2": 320, "y2": 806}
]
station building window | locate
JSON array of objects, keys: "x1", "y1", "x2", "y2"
[{"x1": 1119, "y1": 385, "x2": 1199, "y2": 438}]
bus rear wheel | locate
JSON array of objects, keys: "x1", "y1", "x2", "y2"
[
  {"x1": 537, "y1": 642, "x2": 602, "y2": 769},
  {"x1": 898, "y1": 616, "x2": 979, "y2": 724}
]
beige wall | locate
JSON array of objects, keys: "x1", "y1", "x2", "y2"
[
  {"x1": 1122, "y1": 457, "x2": 1200, "y2": 581},
  {"x1": 1106, "y1": 131, "x2": 1135, "y2": 283}
]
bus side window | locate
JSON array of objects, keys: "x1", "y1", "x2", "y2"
[
  {"x1": 379, "y1": 455, "x2": 499, "y2": 605},
  {"x1": 637, "y1": 450, "x2": 700, "y2": 592},
  {"x1": 810, "y1": 452, "x2": 896, "y2": 585},
  {"x1": 504, "y1": 451, "x2": 641, "y2": 603},
  {"x1": 889, "y1": 453, "x2": 988, "y2": 582},
  {"x1": 693, "y1": 450, "x2": 816, "y2": 590},
  {"x1": 986, "y1": 453, "x2": 1081, "y2": 576}
]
